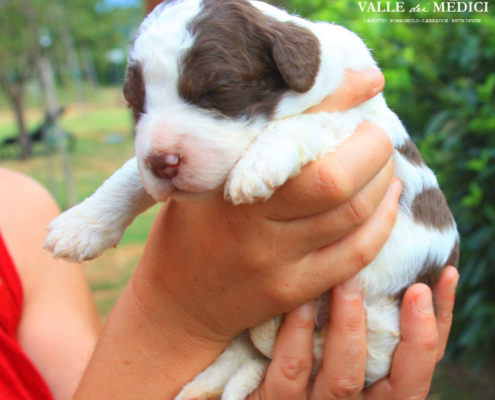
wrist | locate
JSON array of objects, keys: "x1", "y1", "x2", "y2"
[
  {"x1": 134, "y1": 202, "x2": 245, "y2": 345},
  {"x1": 131, "y1": 260, "x2": 233, "y2": 350}
]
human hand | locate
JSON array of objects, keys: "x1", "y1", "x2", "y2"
[
  {"x1": 246, "y1": 266, "x2": 459, "y2": 400},
  {"x1": 75, "y1": 69, "x2": 396, "y2": 399},
  {"x1": 133, "y1": 69, "x2": 397, "y2": 346}
]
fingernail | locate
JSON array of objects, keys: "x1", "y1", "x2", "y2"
[
  {"x1": 388, "y1": 178, "x2": 402, "y2": 199},
  {"x1": 449, "y1": 273, "x2": 459, "y2": 294},
  {"x1": 416, "y1": 291, "x2": 433, "y2": 314},
  {"x1": 296, "y1": 302, "x2": 316, "y2": 321},
  {"x1": 341, "y1": 275, "x2": 361, "y2": 299},
  {"x1": 366, "y1": 68, "x2": 383, "y2": 89}
]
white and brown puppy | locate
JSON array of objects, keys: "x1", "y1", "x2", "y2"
[{"x1": 44, "y1": 0, "x2": 459, "y2": 398}]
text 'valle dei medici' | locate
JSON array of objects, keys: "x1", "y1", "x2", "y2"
[{"x1": 358, "y1": 2, "x2": 489, "y2": 13}]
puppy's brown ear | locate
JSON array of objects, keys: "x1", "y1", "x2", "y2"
[
  {"x1": 270, "y1": 21, "x2": 321, "y2": 93},
  {"x1": 123, "y1": 61, "x2": 146, "y2": 122}
]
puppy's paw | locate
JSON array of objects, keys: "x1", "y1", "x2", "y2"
[
  {"x1": 44, "y1": 203, "x2": 124, "y2": 262},
  {"x1": 177, "y1": 359, "x2": 267, "y2": 400},
  {"x1": 174, "y1": 367, "x2": 225, "y2": 400},
  {"x1": 177, "y1": 333, "x2": 268, "y2": 400},
  {"x1": 249, "y1": 315, "x2": 283, "y2": 359},
  {"x1": 225, "y1": 149, "x2": 296, "y2": 205}
]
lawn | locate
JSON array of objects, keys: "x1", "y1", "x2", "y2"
[{"x1": 0, "y1": 86, "x2": 493, "y2": 399}]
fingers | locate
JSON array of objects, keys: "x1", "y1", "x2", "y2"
[
  {"x1": 305, "y1": 69, "x2": 385, "y2": 114},
  {"x1": 433, "y1": 266, "x2": 459, "y2": 363},
  {"x1": 364, "y1": 284, "x2": 438, "y2": 400},
  {"x1": 305, "y1": 178, "x2": 401, "y2": 293},
  {"x1": 266, "y1": 123, "x2": 393, "y2": 221},
  {"x1": 311, "y1": 276, "x2": 366, "y2": 400},
  {"x1": 289, "y1": 159, "x2": 393, "y2": 253},
  {"x1": 248, "y1": 303, "x2": 316, "y2": 400}
]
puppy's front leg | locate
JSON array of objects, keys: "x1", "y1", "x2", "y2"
[
  {"x1": 225, "y1": 110, "x2": 363, "y2": 205},
  {"x1": 249, "y1": 315, "x2": 283, "y2": 359},
  {"x1": 44, "y1": 157, "x2": 156, "y2": 262}
]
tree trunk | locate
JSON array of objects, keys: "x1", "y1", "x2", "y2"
[
  {"x1": 39, "y1": 57, "x2": 78, "y2": 208},
  {"x1": 0, "y1": 72, "x2": 31, "y2": 160},
  {"x1": 61, "y1": 25, "x2": 86, "y2": 112},
  {"x1": 11, "y1": 93, "x2": 31, "y2": 160},
  {"x1": 81, "y1": 46, "x2": 99, "y2": 89}
]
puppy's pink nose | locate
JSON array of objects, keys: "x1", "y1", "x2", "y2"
[{"x1": 147, "y1": 153, "x2": 180, "y2": 179}]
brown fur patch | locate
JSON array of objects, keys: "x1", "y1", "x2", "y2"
[
  {"x1": 446, "y1": 239, "x2": 460, "y2": 268},
  {"x1": 416, "y1": 259, "x2": 444, "y2": 290},
  {"x1": 394, "y1": 239, "x2": 459, "y2": 302},
  {"x1": 396, "y1": 139, "x2": 424, "y2": 166},
  {"x1": 123, "y1": 62, "x2": 146, "y2": 122},
  {"x1": 411, "y1": 188, "x2": 454, "y2": 231},
  {"x1": 394, "y1": 259, "x2": 443, "y2": 303},
  {"x1": 178, "y1": 0, "x2": 320, "y2": 119}
]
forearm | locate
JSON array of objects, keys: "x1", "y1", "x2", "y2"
[{"x1": 74, "y1": 274, "x2": 228, "y2": 399}]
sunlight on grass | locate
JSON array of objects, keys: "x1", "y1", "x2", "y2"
[{"x1": 62, "y1": 106, "x2": 133, "y2": 138}]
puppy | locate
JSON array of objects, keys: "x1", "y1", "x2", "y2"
[{"x1": 44, "y1": 0, "x2": 459, "y2": 398}]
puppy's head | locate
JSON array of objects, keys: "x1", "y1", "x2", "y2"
[{"x1": 124, "y1": 0, "x2": 320, "y2": 202}]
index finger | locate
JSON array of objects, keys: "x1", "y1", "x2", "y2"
[
  {"x1": 252, "y1": 303, "x2": 316, "y2": 400},
  {"x1": 265, "y1": 122, "x2": 393, "y2": 221},
  {"x1": 305, "y1": 69, "x2": 385, "y2": 114}
]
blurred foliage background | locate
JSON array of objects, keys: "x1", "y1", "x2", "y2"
[{"x1": 0, "y1": 0, "x2": 494, "y2": 398}]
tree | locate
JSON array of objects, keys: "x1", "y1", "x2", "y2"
[
  {"x1": 0, "y1": 0, "x2": 38, "y2": 159},
  {"x1": 0, "y1": 0, "x2": 143, "y2": 155}
]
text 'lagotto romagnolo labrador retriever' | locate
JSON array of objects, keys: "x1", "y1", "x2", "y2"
[{"x1": 44, "y1": 0, "x2": 459, "y2": 398}]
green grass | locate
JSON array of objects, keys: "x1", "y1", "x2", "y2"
[
  {"x1": 0, "y1": 86, "x2": 130, "y2": 139},
  {"x1": 120, "y1": 206, "x2": 158, "y2": 246},
  {"x1": 62, "y1": 106, "x2": 133, "y2": 138}
]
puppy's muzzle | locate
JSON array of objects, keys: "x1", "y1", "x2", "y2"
[{"x1": 147, "y1": 153, "x2": 180, "y2": 179}]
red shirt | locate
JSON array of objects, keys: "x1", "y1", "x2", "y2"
[{"x1": 0, "y1": 230, "x2": 54, "y2": 400}]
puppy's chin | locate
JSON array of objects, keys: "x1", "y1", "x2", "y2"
[
  {"x1": 142, "y1": 174, "x2": 175, "y2": 202},
  {"x1": 140, "y1": 167, "x2": 221, "y2": 203}
]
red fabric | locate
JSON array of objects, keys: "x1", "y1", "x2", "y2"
[{"x1": 0, "y1": 230, "x2": 54, "y2": 400}]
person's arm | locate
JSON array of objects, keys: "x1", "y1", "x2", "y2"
[
  {"x1": 75, "y1": 69, "x2": 401, "y2": 399},
  {"x1": 0, "y1": 168, "x2": 100, "y2": 400}
]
